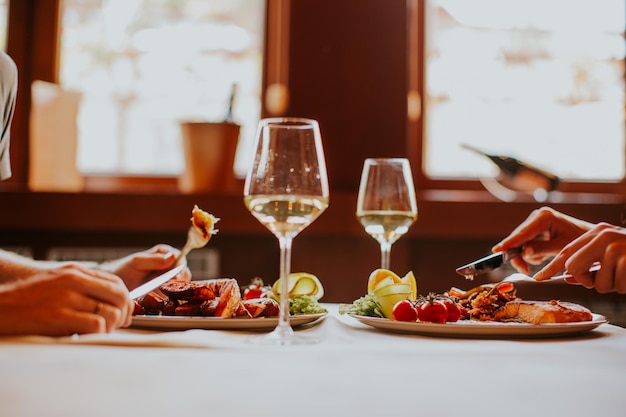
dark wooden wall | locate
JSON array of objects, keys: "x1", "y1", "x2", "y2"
[{"x1": 287, "y1": 0, "x2": 408, "y2": 190}]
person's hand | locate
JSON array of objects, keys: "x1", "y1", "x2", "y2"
[
  {"x1": 0, "y1": 263, "x2": 133, "y2": 336},
  {"x1": 535, "y1": 223, "x2": 626, "y2": 293},
  {"x1": 492, "y1": 207, "x2": 594, "y2": 275},
  {"x1": 101, "y1": 244, "x2": 191, "y2": 290}
]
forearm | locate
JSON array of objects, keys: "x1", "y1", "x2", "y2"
[
  {"x1": 0, "y1": 249, "x2": 48, "y2": 282},
  {"x1": 0, "y1": 250, "x2": 98, "y2": 283}
]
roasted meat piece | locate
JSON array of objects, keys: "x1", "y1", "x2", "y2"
[
  {"x1": 159, "y1": 279, "x2": 216, "y2": 301},
  {"x1": 135, "y1": 292, "x2": 168, "y2": 315},
  {"x1": 243, "y1": 298, "x2": 280, "y2": 318}
]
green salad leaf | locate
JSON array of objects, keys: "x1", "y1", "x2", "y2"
[
  {"x1": 338, "y1": 294, "x2": 384, "y2": 318},
  {"x1": 288, "y1": 295, "x2": 328, "y2": 315}
]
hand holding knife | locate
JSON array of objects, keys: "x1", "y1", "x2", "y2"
[
  {"x1": 455, "y1": 247, "x2": 522, "y2": 279},
  {"x1": 456, "y1": 247, "x2": 601, "y2": 282}
]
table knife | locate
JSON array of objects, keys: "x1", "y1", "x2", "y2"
[
  {"x1": 456, "y1": 247, "x2": 522, "y2": 279},
  {"x1": 128, "y1": 264, "x2": 185, "y2": 300}
]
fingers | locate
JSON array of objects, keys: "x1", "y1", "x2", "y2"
[
  {"x1": 90, "y1": 299, "x2": 127, "y2": 331},
  {"x1": 49, "y1": 266, "x2": 133, "y2": 330},
  {"x1": 59, "y1": 278, "x2": 131, "y2": 331},
  {"x1": 509, "y1": 257, "x2": 530, "y2": 275},
  {"x1": 535, "y1": 227, "x2": 626, "y2": 293},
  {"x1": 138, "y1": 245, "x2": 181, "y2": 269},
  {"x1": 493, "y1": 207, "x2": 593, "y2": 270},
  {"x1": 0, "y1": 263, "x2": 136, "y2": 336},
  {"x1": 3, "y1": 309, "x2": 108, "y2": 337},
  {"x1": 492, "y1": 208, "x2": 562, "y2": 267}
]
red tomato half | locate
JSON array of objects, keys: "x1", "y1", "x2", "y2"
[
  {"x1": 417, "y1": 300, "x2": 448, "y2": 323},
  {"x1": 392, "y1": 300, "x2": 418, "y2": 322}
]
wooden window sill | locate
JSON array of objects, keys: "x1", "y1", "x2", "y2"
[{"x1": 0, "y1": 188, "x2": 622, "y2": 240}]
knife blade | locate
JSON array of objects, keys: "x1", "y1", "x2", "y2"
[
  {"x1": 128, "y1": 264, "x2": 185, "y2": 300},
  {"x1": 456, "y1": 247, "x2": 522, "y2": 279}
]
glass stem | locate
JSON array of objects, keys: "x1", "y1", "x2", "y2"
[
  {"x1": 277, "y1": 236, "x2": 294, "y2": 339},
  {"x1": 380, "y1": 241, "x2": 392, "y2": 270}
]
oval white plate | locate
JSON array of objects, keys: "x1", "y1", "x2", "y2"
[
  {"x1": 348, "y1": 313, "x2": 608, "y2": 338},
  {"x1": 131, "y1": 313, "x2": 326, "y2": 331}
]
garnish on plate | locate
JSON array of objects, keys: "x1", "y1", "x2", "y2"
[
  {"x1": 341, "y1": 268, "x2": 594, "y2": 324},
  {"x1": 339, "y1": 294, "x2": 383, "y2": 318},
  {"x1": 250, "y1": 272, "x2": 328, "y2": 315},
  {"x1": 340, "y1": 269, "x2": 417, "y2": 319}
]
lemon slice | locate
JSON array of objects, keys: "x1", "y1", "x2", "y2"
[
  {"x1": 399, "y1": 271, "x2": 417, "y2": 301},
  {"x1": 372, "y1": 283, "x2": 411, "y2": 298},
  {"x1": 367, "y1": 269, "x2": 402, "y2": 294},
  {"x1": 372, "y1": 284, "x2": 412, "y2": 319},
  {"x1": 272, "y1": 272, "x2": 324, "y2": 300}
]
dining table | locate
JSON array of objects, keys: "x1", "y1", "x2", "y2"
[{"x1": 1, "y1": 304, "x2": 625, "y2": 417}]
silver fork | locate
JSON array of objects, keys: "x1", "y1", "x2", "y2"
[{"x1": 176, "y1": 226, "x2": 209, "y2": 264}]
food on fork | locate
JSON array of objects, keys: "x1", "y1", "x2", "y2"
[{"x1": 191, "y1": 204, "x2": 219, "y2": 240}]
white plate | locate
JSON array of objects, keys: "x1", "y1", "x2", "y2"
[
  {"x1": 131, "y1": 313, "x2": 326, "y2": 331},
  {"x1": 348, "y1": 313, "x2": 608, "y2": 338}
]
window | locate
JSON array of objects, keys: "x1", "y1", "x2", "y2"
[
  {"x1": 58, "y1": 0, "x2": 265, "y2": 178},
  {"x1": 0, "y1": 0, "x2": 6, "y2": 51},
  {"x1": 424, "y1": 0, "x2": 625, "y2": 183}
]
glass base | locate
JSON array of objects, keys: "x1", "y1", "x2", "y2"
[{"x1": 246, "y1": 324, "x2": 319, "y2": 346}]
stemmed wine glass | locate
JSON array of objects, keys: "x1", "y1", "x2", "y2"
[
  {"x1": 243, "y1": 118, "x2": 329, "y2": 345},
  {"x1": 356, "y1": 158, "x2": 418, "y2": 270}
]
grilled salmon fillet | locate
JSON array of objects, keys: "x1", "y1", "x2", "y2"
[{"x1": 494, "y1": 299, "x2": 593, "y2": 324}]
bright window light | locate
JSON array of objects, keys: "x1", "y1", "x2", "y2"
[
  {"x1": 425, "y1": 0, "x2": 625, "y2": 181},
  {"x1": 59, "y1": 0, "x2": 265, "y2": 177}
]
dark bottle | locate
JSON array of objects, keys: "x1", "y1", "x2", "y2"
[
  {"x1": 224, "y1": 83, "x2": 237, "y2": 123},
  {"x1": 462, "y1": 144, "x2": 560, "y2": 192}
]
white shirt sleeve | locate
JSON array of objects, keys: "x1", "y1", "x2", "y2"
[{"x1": 0, "y1": 51, "x2": 18, "y2": 180}]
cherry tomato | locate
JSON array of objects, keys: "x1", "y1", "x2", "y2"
[
  {"x1": 442, "y1": 300, "x2": 461, "y2": 322},
  {"x1": 392, "y1": 299, "x2": 418, "y2": 322},
  {"x1": 458, "y1": 305, "x2": 470, "y2": 320},
  {"x1": 243, "y1": 286, "x2": 268, "y2": 300},
  {"x1": 417, "y1": 299, "x2": 448, "y2": 323}
]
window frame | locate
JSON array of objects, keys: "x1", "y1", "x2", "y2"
[
  {"x1": 4, "y1": 0, "x2": 626, "y2": 199},
  {"x1": 407, "y1": 0, "x2": 626, "y2": 198}
]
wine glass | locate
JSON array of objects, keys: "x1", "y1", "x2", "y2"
[
  {"x1": 356, "y1": 158, "x2": 418, "y2": 270},
  {"x1": 243, "y1": 117, "x2": 329, "y2": 345}
]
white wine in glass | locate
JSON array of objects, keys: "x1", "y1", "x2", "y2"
[
  {"x1": 243, "y1": 118, "x2": 329, "y2": 345},
  {"x1": 356, "y1": 158, "x2": 418, "y2": 270}
]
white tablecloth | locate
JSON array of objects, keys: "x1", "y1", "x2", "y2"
[{"x1": 1, "y1": 305, "x2": 625, "y2": 417}]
